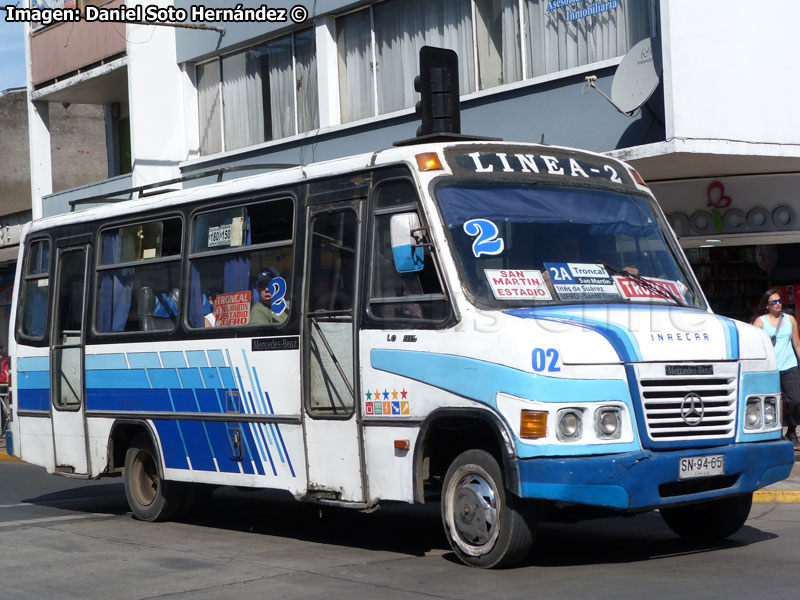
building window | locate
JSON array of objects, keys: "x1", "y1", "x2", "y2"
[
  {"x1": 524, "y1": 0, "x2": 651, "y2": 77},
  {"x1": 336, "y1": 0, "x2": 650, "y2": 122},
  {"x1": 197, "y1": 28, "x2": 318, "y2": 156}
]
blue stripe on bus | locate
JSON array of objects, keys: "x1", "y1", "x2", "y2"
[
  {"x1": 207, "y1": 350, "x2": 225, "y2": 367},
  {"x1": 370, "y1": 349, "x2": 629, "y2": 408},
  {"x1": 178, "y1": 368, "x2": 204, "y2": 389},
  {"x1": 243, "y1": 423, "x2": 266, "y2": 475},
  {"x1": 153, "y1": 420, "x2": 189, "y2": 469},
  {"x1": 505, "y1": 309, "x2": 641, "y2": 362},
  {"x1": 86, "y1": 369, "x2": 150, "y2": 389},
  {"x1": 719, "y1": 316, "x2": 740, "y2": 360},
  {"x1": 147, "y1": 369, "x2": 181, "y2": 389},
  {"x1": 17, "y1": 356, "x2": 49, "y2": 372},
  {"x1": 179, "y1": 420, "x2": 216, "y2": 471},
  {"x1": 186, "y1": 351, "x2": 209, "y2": 368},
  {"x1": 234, "y1": 424, "x2": 256, "y2": 475},
  {"x1": 85, "y1": 354, "x2": 128, "y2": 370},
  {"x1": 17, "y1": 371, "x2": 49, "y2": 389},
  {"x1": 170, "y1": 389, "x2": 198, "y2": 412},
  {"x1": 219, "y1": 367, "x2": 236, "y2": 389},
  {"x1": 200, "y1": 367, "x2": 222, "y2": 389},
  {"x1": 160, "y1": 352, "x2": 187, "y2": 368},
  {"x1": 266, "y1": 392, "x2": 294, "y2": 477},
  {"x1": 86, "y1": 388, "x2": 173, "y2": 411},
  {"x1": 205, "y1": 421, "x2": 241, "y2": 473},
  {"x1": 17, "y1": 389, "x2": 49, "y2": 411},
  {"x1": 127, "y1": 353, "x2": 162, "y2": 368}
]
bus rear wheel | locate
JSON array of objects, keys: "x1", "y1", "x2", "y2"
[
  {"x1": 441, "y1": 449, "x2": 534, "y2": 568},
  {"x1": 660, "y1": 493, "x2": 753, "y2": 541},
  {"x1": 124, "y1": 433, "x2": 185, "y2": 522}
]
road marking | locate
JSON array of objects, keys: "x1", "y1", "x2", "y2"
[
  {"x1": 0, "y1": 513, "x2": 114, "y2": 528},
  {"x1": 0, "y1": 503, "x2": 29, "y2": 508}
]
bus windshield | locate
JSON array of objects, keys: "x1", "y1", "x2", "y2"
[{"x1": 435, "y1": 182, "x2": 705, "y2": 308}]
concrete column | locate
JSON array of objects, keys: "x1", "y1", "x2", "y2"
[
  {"x1": 25, "y1": 6, "x2": 51, "y2": 222},
  {"x1": 315, "y1": 16, "x2": 341, "y2": 129}
]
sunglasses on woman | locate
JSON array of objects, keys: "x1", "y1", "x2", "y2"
[{"x1": 769, "y1": 299, "x2": 783, "y2": 305}]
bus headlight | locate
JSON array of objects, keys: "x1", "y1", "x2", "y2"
[
  {"x1": 557, "y1": 409, "x2": 582, "y2": 441},
  {"x1": 595, "y1": 407, "x2": 622, "y2": 440},
  {"x1": 745, "y1": 398, "x2": 762, "y2": 430},
  {"x1": 764, "y1": 397, "x2": 778, "y2": 427}
]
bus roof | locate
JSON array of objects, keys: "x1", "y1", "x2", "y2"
[{"x1": 28, "y1": 140, "x2": 635, "y2": 233}]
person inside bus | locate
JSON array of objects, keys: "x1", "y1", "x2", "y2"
[
  {"x1": 204, "y1": 288, "x2": 221, "y2": 328},
  {"x1": 753, "y1": 289, "x2": 800, "y2": 448},
  {"x1": 249, "y1": 268, "x2": 288, "y2": 325}
]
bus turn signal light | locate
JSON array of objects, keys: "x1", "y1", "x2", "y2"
[
  {"x1": 415, "y1": 153, "x2": 443, "y2": 171},
  {"x1": 520, "y1": 410, "x2": 548, "y2": 439}
]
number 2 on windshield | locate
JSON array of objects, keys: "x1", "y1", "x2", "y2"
[{"x1": 463, "y1": 219, "x2": 504, "y2": 257}]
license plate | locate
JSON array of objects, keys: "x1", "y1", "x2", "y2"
[{"x1": 679, "y1": 454, "x2": 724, "y2": 479}]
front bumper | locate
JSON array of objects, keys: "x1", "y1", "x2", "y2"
[{"x1": 517, "y1": 440, "x2": 794, "y2": 510}]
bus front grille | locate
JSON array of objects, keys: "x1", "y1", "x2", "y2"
[{"x1": 637, "y1": 364, "x2": 738, "y2": 442}]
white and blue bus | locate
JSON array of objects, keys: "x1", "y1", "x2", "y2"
[{"x1": 6, "y1": 140, "x2": 794, "y2": 568}]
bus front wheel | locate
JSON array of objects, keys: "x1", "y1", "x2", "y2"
[
  {"x1": 660, "y1": 493, "x2": 753, "y2": 541},
  {"x1": 441, "y1": 449, "x2": 534, "y2": 568},
  {"x1": 123, "y1": 433, "x2": 185, "y2": 522}
]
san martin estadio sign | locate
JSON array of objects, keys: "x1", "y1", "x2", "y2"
[{"x1": 448, "y1": 147, "x2": 634, "y2": 186}]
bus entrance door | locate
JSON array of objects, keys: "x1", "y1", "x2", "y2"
[
  {"x1": 302, "y1": 204, "x2": 365, "y2": 503},
  {"x1": 50, "y1": 244, "x2": 90, "y2": 476}
]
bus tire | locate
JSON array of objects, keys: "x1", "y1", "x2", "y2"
[
  {"x1": 123, "y1": 433, "x2": 185, "y2": 522},
  {"x1": 660, "y1": 493, "x2": 753, "y2": 541},
  {"x1": 441, "y1": 449, "x2": 533, "y2": 568}
]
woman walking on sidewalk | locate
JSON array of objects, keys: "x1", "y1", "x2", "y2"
[{"x1": 754, "y1": 290, "x2": 800, "y2": 448}]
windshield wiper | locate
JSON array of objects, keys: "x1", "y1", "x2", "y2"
[{"x1": 596, "y1": 261, "x2": 686, "y2": 307}]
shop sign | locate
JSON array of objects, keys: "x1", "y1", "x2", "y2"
[
  {"x1": 547, "y1": 0, "x2": 619, "y2": 22},
  {"x1": 666, "y1": 181, "x2": 797, "y2": 236}
]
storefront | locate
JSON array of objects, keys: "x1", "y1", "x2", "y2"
[{"x1": 653, "y1": 174, "x2": 800, "y2": 324}]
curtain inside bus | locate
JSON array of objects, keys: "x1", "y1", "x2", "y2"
[{"x1": 97, "y1": 231, "x2": 133, "y2": 332}]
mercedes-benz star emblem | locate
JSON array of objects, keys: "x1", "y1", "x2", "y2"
[{"x1": 680, "y1": 393, "x2": 704, "y2": 426}]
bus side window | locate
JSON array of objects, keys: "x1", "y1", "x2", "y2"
[
  {"x1": 368, "y1": 181, "x2": 451, "y2": 326},
  {"x1": 187, "y1": 197, "x2": 294, "y2": 329},
  {"x1": 18, "y1": 238, "x2": 50, "y2": 340},
  {"x1": 95, "y1": 218, "x2": 182, "y2": 334}
]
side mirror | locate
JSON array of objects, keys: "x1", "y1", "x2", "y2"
[{"x1": 390, "y1": 213, "x2": 425, "y2": 273}]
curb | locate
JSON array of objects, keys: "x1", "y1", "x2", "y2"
[
  {"x1": 753, "y1": 490, "x2": 800, "y2": 503},
  {"x1": 0, "y1": 452, "x2": 21, "y2": 463}
]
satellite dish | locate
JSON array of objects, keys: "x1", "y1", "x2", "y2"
[{"x1": 611, "y1": 37, "x2": 661, "y2": 115}]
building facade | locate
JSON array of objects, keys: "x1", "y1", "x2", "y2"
[
  {"x1": 23, "y1": 0, "x2": 800, "y2": 322},
  {"x1": 0, "y1": 86, "x2": 106, "y2": 345}
]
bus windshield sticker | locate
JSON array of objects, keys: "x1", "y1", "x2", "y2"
[
  {"x1": 463, "y1": 219, "x2": 504, "y2": 257},
  {"x1": 142, "y1": 248, "x2": 156, "y2": 259},
  {"x1": 215, "y1": 291, "x2": 251, "y2": 326},
  {"x1": 544, "y1": 262, "x2": 620, "y2": 300},
  {"x1": 614, "y1": 276, "x2": 689, "y2": 303},
  {"x1": 485, "y1": 269, "x2": 552, "y2": 300}
]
